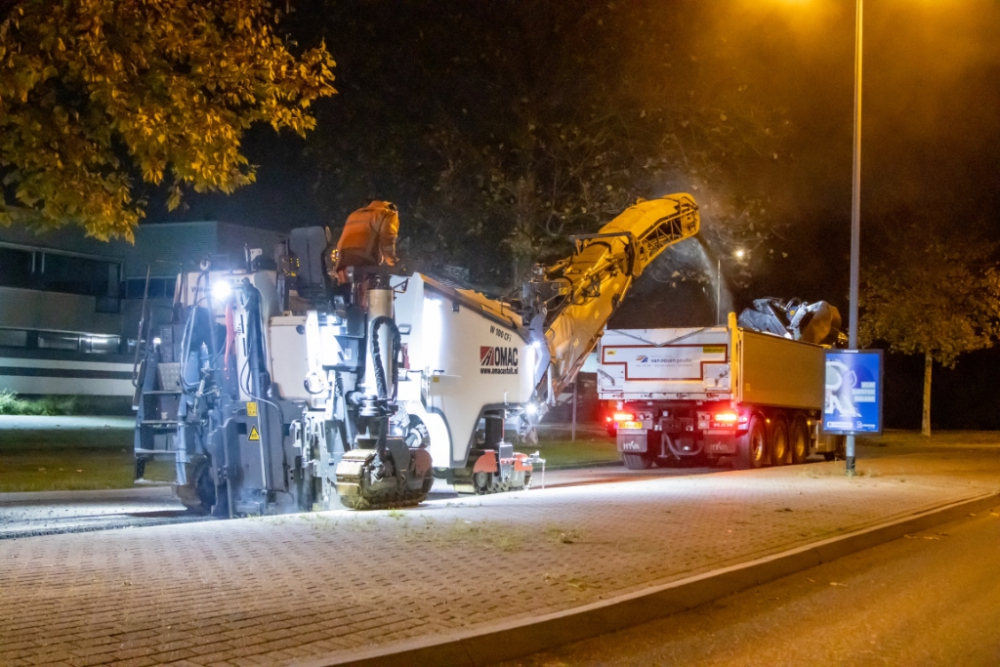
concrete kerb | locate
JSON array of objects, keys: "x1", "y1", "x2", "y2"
[{"x1": 301, "y1": 491, "x2": 1000, "y2": 667}]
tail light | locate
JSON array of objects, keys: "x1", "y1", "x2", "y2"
[
  {"x1": 613, "y1": 412, "x2": 636, "y2": 422},
  {"x1": 710, "y1": 411, "x2": 742, "y2": 429}
]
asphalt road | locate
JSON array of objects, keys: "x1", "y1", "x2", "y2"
[
  {"x1": 0, "y1": 486, "x2": 210, "y2": 539},
  {"x1": 495, "y1": 507, "x2": 1000, "y2": 667}
]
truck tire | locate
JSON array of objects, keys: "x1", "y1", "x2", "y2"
[
  {"x1": 770, "y1": 417, "x2": 790, "y2": 466},
  {"x1": 790, "y1": 416, "x2": 810, "y2": 464},
  {"x1": 735, "y1": 416, "x2": 768, "y2": 470},
  {"x1": 622, "y1": 453, "x2": 653, "y2": 470}
]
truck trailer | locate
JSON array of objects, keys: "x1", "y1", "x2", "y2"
[{"x1": 598, "y1": 313, "x2": 844, "y2": 470}]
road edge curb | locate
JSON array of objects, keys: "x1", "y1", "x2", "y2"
[{"x1": 304, "y1": 491, "x2": 1000, "y2": 667}]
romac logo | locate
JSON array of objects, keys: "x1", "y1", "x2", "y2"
[{"x1": 480, "y1": 346, "x2": 518, "y2": 375}]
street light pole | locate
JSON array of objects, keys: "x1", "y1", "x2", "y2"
[
  {"x1": 846, "y1": 0, "x2": 863, "y2": 475},
  {"x1": 716, "y1": 258, "x2": 722, "y2": 325}
]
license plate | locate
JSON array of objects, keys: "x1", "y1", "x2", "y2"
[{"x1": 620, "y1": 421, "x2": 644, "y2": 431}]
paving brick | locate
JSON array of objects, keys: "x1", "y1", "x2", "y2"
[
  {"x1": 110, "y1": 646, "x2": 158, "y2": 661},
  {"x1": 147, "y1": 649, "x2": 197, "y2": 663},
  {"x1": 68, "y1": 652, "x2": 119, "y2": 667},
  {"x1": 186, "y1": 642, "x2": 236, "y2": 658},
  {"x1": 107, "y1": 657, "x2": 159, "y2": 667},
  {"x1": 20, "y1": 648, "x2": 76, "y2": 664}
]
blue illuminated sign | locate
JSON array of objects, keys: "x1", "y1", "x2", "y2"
[{"x1": 822, "y1": 350, "x2": 883, "y2": 435}]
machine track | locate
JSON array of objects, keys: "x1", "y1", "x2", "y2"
[
  {"x1": 338, "y1": 486, "x2": 430, "y2": 510},
  {"x1": 334, "y1": 448, "x2": 434, "y2": 510}
]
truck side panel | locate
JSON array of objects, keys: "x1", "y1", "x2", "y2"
[
  {"x1": 597, "y1": 328, "x2": 731, "y2": 401},
  {"x1": 738, "y1": 330, "x2": 824, "y2": 410}
]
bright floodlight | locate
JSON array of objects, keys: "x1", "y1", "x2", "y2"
[
  {"x1": 211, "y1": 280, "x2": 232, "y2": 302},
  {"x1": 525, "y1": 403, "x2": 538, "y2": 416},
  {"x1": 734, "y1": 249, "x2": 746, "y2": 259}
]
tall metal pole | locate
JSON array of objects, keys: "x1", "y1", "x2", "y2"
[
  {"x1": 571, "y1": 380, "x2": 578, "y2": 442},
  {"x1": 846, "y1": 0, "x2": 863, "y2": 476},
  {"x1": 716, "y1": 258, "x2": 722, "y2": 325}
]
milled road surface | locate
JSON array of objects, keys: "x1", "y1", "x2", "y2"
[
  {"x1": 497, "y1": 508, "x2": 1000, "y2": 667},
  {"x1": 0, "y1": 486, "x2": 208, "y2": 539}
]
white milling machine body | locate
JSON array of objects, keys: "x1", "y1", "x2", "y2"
[{"x1": 134, "y1": 195, "x2": 699, "y2": 514}]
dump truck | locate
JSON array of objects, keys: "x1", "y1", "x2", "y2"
[{"x1": 597, "y1": 311, "x2": 844, "y2": 470}]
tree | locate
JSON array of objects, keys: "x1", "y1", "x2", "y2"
[
  {"x1": 305, "y1": 0, "x2": 796, "y2": 288},
  {"x1": 860, "y1": 224, "x2": 1000, "y2": 436},
  {"x1": 0, "y1": 0, "x2": 335, "y2": 240}
]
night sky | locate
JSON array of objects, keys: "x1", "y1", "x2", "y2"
[{"x1": 149, "y1": 0, "x2": 1000, "y2": 429}]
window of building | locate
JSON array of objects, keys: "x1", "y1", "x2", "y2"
[
  {"x1": 41, "y1": 253, "x2": 120, "y2": 297},
  {"x1": 37, "y1": 331, "x2": 81, "y2": 351},
  {"x1": 0, "y1": 329, "x2": 29, "y2": 348},
  {"x1": 0, "y1": 245, "x2": 123, "y2": 299},
  {"x1": 81, "y1": 334, "x2": 122, "y2": 354},
  {"x1": 0, "y1": 330, "x2": 122, "y2": 354},
  {"x1": 0, "y1": 246, "x2": 34, "y2": 289}
]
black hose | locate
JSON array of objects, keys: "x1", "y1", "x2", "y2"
[
  {"x1": 334, "y1": 372, "x2": 351, "y2": 452},
  {"x1": 369, "y1": 316, "x2": 401, "y2": 400}
]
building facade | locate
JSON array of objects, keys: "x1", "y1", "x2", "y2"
[{"x1": 0, "y1": 221, "x2": 286, "y2": 396}]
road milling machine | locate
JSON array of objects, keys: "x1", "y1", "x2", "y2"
[{"x1": 133, "y1": 195, "x2": 700, "y2": 514}]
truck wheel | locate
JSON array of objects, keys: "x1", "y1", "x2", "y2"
[
  {"x1": 790, "y1": 417, "x2": 810, "y2": 464},
  {"x1": 622, "y1": 453, "x2": 653, "y2": 470},
  {"x1": 770, "y1": 418, "x2": 790, "y2": 466},
  {"x1": 736, "y1": 416, "x2": 768, "y2": 470}
]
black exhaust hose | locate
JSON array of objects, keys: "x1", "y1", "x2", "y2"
[
  {"x1": 369, "y1": 316, "x2": 401, "y2": 401},
  {"x1": 369, "y1": 317, "x2": 400, "y2": 475}
]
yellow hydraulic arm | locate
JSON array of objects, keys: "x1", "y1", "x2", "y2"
[{"x1": 522, "y1": 194, "x2": 700, "y2": 402}]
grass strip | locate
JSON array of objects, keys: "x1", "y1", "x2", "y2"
[
  {"x1": 532, "y1": 435, "x2": 620, "y2": 468},
  {"x1": 0, "y1": 427, "x2": 172, "y2": 492}
]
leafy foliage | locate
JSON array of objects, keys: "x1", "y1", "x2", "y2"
[
  {"x1": 0, "y1": 0, "x2": 335, "y2": 240},
  {"x1": 860, "y1": 224, "x2": 1000, "y2": 368}
]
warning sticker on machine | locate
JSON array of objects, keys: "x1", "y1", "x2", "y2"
[
  {"x1": 246, "y1": 401, "x2": 258, "y2": 417},
  {"x1": 480, "y1": 346, "x2": 519, "y2": 375},
  {"x1": 248, "y1": 425, "x2": 261, "y2": 441}
]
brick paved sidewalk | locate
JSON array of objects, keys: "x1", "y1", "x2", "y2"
[{"x1": 2, "y1": 448, "x2": 998, "y2": 667}]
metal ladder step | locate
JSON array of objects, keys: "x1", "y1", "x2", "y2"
[{"x1": 134, "y1": 449, "x2": 178, "y2": 456}]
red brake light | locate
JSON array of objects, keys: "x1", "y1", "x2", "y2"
[
  {"x1": 711, "y1": 411, "x2": 742, "y2": 429},
  {"x1": 613, "y1": 412, "x2": 635, "y2": 422}
]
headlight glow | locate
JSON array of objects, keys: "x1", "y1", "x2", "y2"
[{"x1": 211, "y1": 280, "x2": 232, "y2": 302}]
